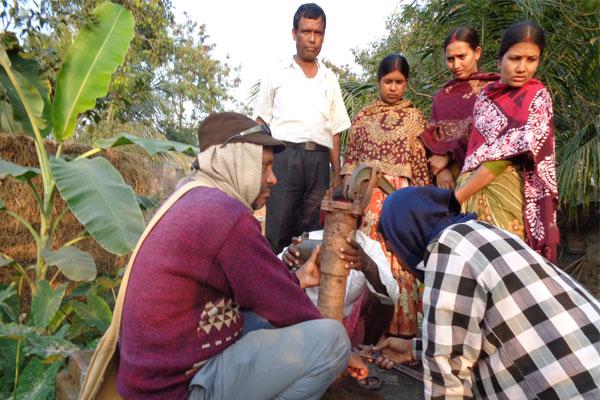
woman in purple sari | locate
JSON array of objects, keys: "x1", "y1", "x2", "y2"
[{"x1": 421, "y1": 27, "x2": 499, "y2": 189}]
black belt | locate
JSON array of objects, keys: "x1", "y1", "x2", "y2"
[{"x1": 284, "y1": 141, "x2": 329, "y2": 152}]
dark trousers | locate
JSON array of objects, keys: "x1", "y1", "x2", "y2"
[
  {"x1": 362, "y1": 292, "x2": 395, "y2": 345},
  {"x1": 266, "y1": 146, "x2": 330, "y2": 254}
]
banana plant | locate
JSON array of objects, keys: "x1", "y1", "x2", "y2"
[
  {"x1": 0, "y1": 282, "x2": 79, "y2": 398},
  {"x1": 0, "y1": 1, "x2": 198, "y2": 297}
]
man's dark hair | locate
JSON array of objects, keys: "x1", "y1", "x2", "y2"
[
  {"x1": 444, "y1": 26, "x2": 480, "y2": 50},
  {"x1": 377, "y1": 53, "x2": 410, "y2": 81},
  {"x1": 498, "y1": 21, "x2": 545, "y2": 59},
  {"x1": 293, "y1": 3, "x2": 326, "y2": 30}
]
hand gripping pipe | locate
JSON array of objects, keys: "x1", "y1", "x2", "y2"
[{"x1": 317, "y1": 190, "x2": 363, "y2": 320}]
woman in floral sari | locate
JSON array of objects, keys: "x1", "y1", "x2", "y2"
[
  {"x1": 341, "y1": 54, "x2": 429, "y2": 338},
  {"x1": 421, "y1": 27, "x2": 499, "y2": 190},
  {"x1": 455, "y1": 21, "x2": 559, "y2": 262}
]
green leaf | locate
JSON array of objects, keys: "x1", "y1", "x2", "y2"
[
  {"x1": 0, "y1": 322, "x2": 39, "y2": 339},
  {"x1": 0, "y1": 38, "x2": 52, "y2": 136},
  {"x1": 52, "y1": 2, "x2": 135, "y2": 141},
  {"x1": 50, "y1": 156, "x2": 145, "y2": 255},
  {"x1": 0, "y1": 46, "x2": 46, "y2": 137},
  {"x1": 0, "y1": 284, "x2": 16, "y2": 305},
  {"x1": 72, "y1": 293, "x2": 112, "y2": 333},
  {"x1": 43, "y1": 246, "x2": 97, "y2": 282},
  {"x1": 67, "y1": 282, "x2": 94, "y2": 299},
  {"x1": 15, "y1": 358, "x2": 61, "y2": 400},
  {"x1": 0, "y1": 322, "x2": 78, "y2": 358},
  {"x1": 94, "y1": 276, "x2": 121, "y2": 290},
  {"x1": 0, "y1": 284, "x2": 18, "y2": 323},
  {"x1": 136, "y1": 194, "x2": 159, "y2": 211},
  {"x1": 0, "y1": 43, "x2": 10, "y2": 70},
  {"x1": 0, "y1": 253, "x2": 13, "y2": 267},
  {"x1": 0, "y1": 86, "x2": 29, "y2": 134},
  {"x1": 22, "y1": 334, "x2": 78, "y2": 359},
  {"x1": 0, "y1": 339, "x2": 21, "y2": 397},
  {"x1": 0, "y1": 285, "x2": 19, "y2": 323},
  {"x1": 0, "y1": 158, "x2": 40, "y2": 181},
  {"x1": 95, "y1": 133, "x2": 199, "y2": 156},
  {"x1": 47, "y1": 303, "x2": 71, "y2": 336},
  {"x1": 31, "y1": 281, "x2": 66, "y2": 329},
  {"x1": 53, "y1": 324, "x2": 71, "y2": 340},
  {"x1": 67, "y1": 316, "x2": 90, "y2": 340}
]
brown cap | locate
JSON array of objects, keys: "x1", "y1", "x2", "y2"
[{"x1": 197, "y1": 112, "x2": 285, "y2": 153}]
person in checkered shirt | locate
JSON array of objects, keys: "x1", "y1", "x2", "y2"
[{"x1": 375, "y1": 186, "x2": 599, "y2": 399}]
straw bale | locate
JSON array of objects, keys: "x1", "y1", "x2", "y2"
[{"x1": 0, "y1": 133, "x2": 153, "y2": 280}]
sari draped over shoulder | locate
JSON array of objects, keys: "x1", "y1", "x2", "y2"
[
  {"x1": 342, "y1": 99, "x2": 430, "y2": 185},
  {"x1": 421, "y1": 72, "x2": 499, "y2": 170},
  {"x1": 461, "y1": 78, "x2": 559, "y2": 261},
  {"x1": 342, "y1": 99, "x2": 430, "y2": 337}
]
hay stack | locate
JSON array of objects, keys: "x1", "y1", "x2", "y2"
[{"x1": 0, "y1": 133, "x2": 153, "y2": 278}]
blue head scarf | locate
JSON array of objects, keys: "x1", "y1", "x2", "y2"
[{"x1": 378, "y1": 187, "x2": 476, "y2": 279}]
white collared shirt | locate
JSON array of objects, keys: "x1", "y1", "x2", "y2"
[
  {"x1": 254, "y1": 57, "x2": 351, "y2": 149},
  {"x1": 280, "y1": 230, "x2": 399, "y2": 318}
]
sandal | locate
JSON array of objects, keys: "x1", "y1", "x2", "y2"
[{"x1": 357, "y1": 375, "x2": 383, "y2": 391}]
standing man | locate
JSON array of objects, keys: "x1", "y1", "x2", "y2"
[
  {"x1": 255, "y1": 3, "x2": 351, "y2": 254},
  {"x1": 79, "y1": 113, "x2": 364, "y2": 400}
]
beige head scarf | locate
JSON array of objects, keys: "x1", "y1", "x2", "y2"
[{"x1": 179, "y1": 142, "x2": 263, "y2": 210}]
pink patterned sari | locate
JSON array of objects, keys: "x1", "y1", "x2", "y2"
[{"x1": 462, "y1": 78, "x2": 559, "y2": 262}]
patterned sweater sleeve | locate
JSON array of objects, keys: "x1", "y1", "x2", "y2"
[
  {"x1": 411, "y1": 111, "x2": 431, "y2": 186},
  {"x1": 422, "y1": 233, "x2": 485, "y2": 399},
  {"x1": 217, "y1": 211, "x2": 322, "y2": 327}
]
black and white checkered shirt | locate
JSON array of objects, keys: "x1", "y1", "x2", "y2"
[{"x1": 420, "y1": 220, "x2": 599, "y2": 399}]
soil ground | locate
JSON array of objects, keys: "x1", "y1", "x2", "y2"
[{"x1": 324, "y1": 364, "x2": 423, "y2": 399}]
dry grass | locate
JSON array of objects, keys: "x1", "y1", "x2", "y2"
[{"x1": 0, "y1": 133, "x2": 151, "y2": 279}]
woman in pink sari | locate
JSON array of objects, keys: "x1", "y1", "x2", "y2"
[
  {"x1": 455, "y1": 21, "x2": 559, "y2": 262},
  {"x1": 421, "y1": 27, "x2": 499, "y2": 189}
]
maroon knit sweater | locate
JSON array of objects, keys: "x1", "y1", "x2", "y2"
[{"x1": 117, "y1": 187, "x2": 321, "y2": 399}]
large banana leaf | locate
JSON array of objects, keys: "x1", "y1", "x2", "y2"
[
  {"x1": 0, "y1": 90, "x2": 29, "y2": 134},
  {"x1": 52, "y1": 2, "x2": 134, "y2": 141},
  {"x1": 0, "y1": 46, "x2": 47, "y2": 137},
  {"x1": 50, "y1": 157, "x2": 144, "y2": 255},
  {"x1": 9, "y1": 60, "x2": 51, "y2": 138},
  {"x1": 0, "y1": 33, "x2": 52, "y2": 136},
  {"x1": 95, "y1": 133, "x2": 199, "y2": 156},
  {"x1": 0, "y1": 159, "x2": 40, "y2": 181}
]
